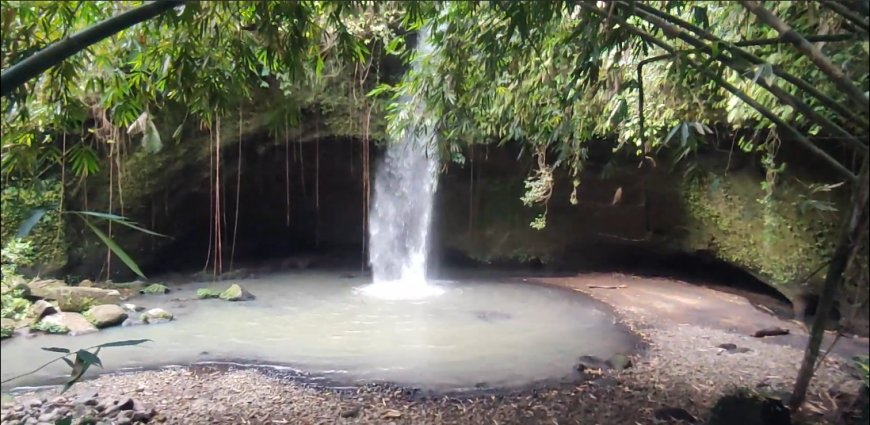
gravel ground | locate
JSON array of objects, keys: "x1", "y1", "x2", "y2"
[{"x1": 2, "y1": 278, "x2": 866, "y2": 425}]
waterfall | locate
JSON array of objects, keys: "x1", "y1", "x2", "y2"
[{"x1": 359, "y1": 28, "x2": 444, "y2": 300}]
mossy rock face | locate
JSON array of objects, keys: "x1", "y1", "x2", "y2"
[
  {"x1": 0, "y1": 180, "x2": 68, "y2": 275},
  {"x1": 53, "y1": 287, "x2": 122, "y2": 312},
  {"x1": 219, "y1": 284, "x2": 255, "y2": 301},
  {"x1": 680, "y1": 170, "x2": 838, "y2": 296}
]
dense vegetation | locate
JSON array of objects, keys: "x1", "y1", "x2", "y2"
[{"x1": 1, "y1": 0, "x2": 868, "y2": 415}]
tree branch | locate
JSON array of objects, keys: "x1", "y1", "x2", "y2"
[
  {"x1": 1, "y1": 0, "x2": 184, "y2": 98},
  {"x1": 741, "y1": 0, "x2": 869, "y2": 115},
  {"x1": 821, "y1": 0, "x2": 870, "y2": 33}
]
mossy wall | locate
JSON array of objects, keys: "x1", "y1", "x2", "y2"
[
  {"x1": 0, "y1": 180, "x2": 67, "y2": 274},
  {"x1": 680, "y1": 170, "x2": 838, "y2": 295}
]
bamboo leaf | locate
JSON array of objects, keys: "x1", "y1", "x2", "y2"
[
  {"x1": 17, "y1": 208, "x2": 47, "y2": 238},
  {"x1": 40, "y1": 347, "x2": 70, "y2": 353},
  {"x1": 71, "y1": 211, "x2": 167, "y2": 237},
  {"x1": 95, "y1": 339, "x2": 151, "y2": 348},
  {"x1": 79, "y1": 216, "x2": 147, "y2": 279}
]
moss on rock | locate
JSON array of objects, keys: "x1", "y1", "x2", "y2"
[
  {"x1": 0, "y1": 180, "x2": 68, "y2": 274},
  {"x1": 680, "y1": 170, "x2": 837, "y2": 293}
]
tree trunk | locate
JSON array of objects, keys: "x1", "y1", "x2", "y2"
[
  {"x1": 790, "y1": 155, "x2": 870, "y2": 411},
  {"x1": 1, "y1": 0, "x2": 183, "y2": 98}
]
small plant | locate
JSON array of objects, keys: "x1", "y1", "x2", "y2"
[
  {"x1": 139, "y1": 283, "x2": 169, "y2": 295},
  {"x1": 1, "y1": 324, "x2": 13, "y2": 338},
  {"x1": 1, "y1": 289, "x2": 31, "y2": 320},
  {"x1": 32, "y1": 320, "x2": 69, "y2": 334},
  {"x1": 0, "y1": 339, "x2": 151, "y2": 392},
  {"x1": 82, "y1": 310, "x2": 97, "y2": 326},
  {"x1": 196, "y1": 288, "x2": 222, "y2": 299}
]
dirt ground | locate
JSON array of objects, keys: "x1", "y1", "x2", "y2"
[{"x1": 534, "y1": 273, "x2": 869, "y2": 359}]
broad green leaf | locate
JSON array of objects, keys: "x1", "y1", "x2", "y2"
[{"x1": 79, "y1": 216, "x2": 147, "y2": 279}]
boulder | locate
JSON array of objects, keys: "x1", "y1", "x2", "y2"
[
  {"x1": 86, "y1": 305, "x2": 128, "y2": 328},
  {"x1": 53, "y1": 287, "x2": 122, "y2": 312},
  {"x1": 25, "y1": 279, "x2": 67, "y2": 299},
  {"x1": 40, "y1": 313, "x2": 98, "y2": 336},
  {"x1": 27, "y1": 300, "x2": 58, "y2": 321},
  {"x1": 219, "y1": 284, "x2": 254, "y2": 301},
  {"x1": 140, "y1": 308, "x2": 173, "y2": 324},
  {"x1": 78, "y1": 279, "x2": 96, "y2": 287}
]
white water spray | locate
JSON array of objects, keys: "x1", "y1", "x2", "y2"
[{"x1": 360, "y1": 29, "x2": 444, "y2": 300}]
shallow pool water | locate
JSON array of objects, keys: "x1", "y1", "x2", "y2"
[{"x1": 1, "y1": 271, "x2": 635, "y2": 391}]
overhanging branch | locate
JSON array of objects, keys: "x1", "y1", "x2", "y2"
[{"x1": 1, "y1": 0, "x2": 184, "y2": 98}]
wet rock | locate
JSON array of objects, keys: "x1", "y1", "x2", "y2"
[
  {"x1": 53, "y1": 287, "x2": 121, "y2": 312},
  {"x1": 86, "y1": 305, "x2": 128, "y2": 328},
  {"x1": 654, "y1": 406, "x2": 697, "y2": 423},
  {"x1": 605, "y1": 354, "x2": 633, "y2": 371},
  {"x1": 340, "y1": 404, "x2": 362, "y2": 418},
  {"x1": 140, "y1": 308, "x2": 173, "y2": 324},
  {"x1": 27, "y1": 300, "x2": 57, "y2": 321},
  {"x1": 40, "y1": 313, "x2": 97, "y2": 336},
  {"x1": 26, "y1": 279, "x2": 66, "y2": 299},
  {"x1": 473, "y1": 310, "x2": 512, "y2": 322},
  {"x1": 121, "y1": 318, "x2": 143, "y2": 327},
  {"x1": 718, "y1": 343, "x2": 752, "y2": 354},
  {"x1": 139, "y1": 284, "x2": 169, "y2": 295},
  {"x1": 219, "y1": 284, "x2": 254, "y2": 301},
  {"x1": 753, "y1": 327, "x2": 789, "y2": 338},
  {"x1": 121, "y1": 303, "x2": 144, "y2": 313},
  {"x1": 575, "y1": 355, "x2": 608, "y2": 372}
]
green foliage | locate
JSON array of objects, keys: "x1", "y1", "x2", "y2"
[
  {"x1": 139, "y1": 283, "x2": 168, "y2": 294},
  {"x1": 0, "y1": 326, "x2": 11, "y2": 339},
  {"x1": 196, "y1": 288, "x2": 222, "y2": 299},
  {"x1": 0, "y1": 181, "x2": 66, "y2": 271},
  {"x1": 32, "y1": 320, "x2": 69, "y2": 334},
  {"x1": 1, "y1": 289, "x2": 31, "y2": 320},
  {"x1": 681, "y1": 169, "x2": 838, "y2": 287}
]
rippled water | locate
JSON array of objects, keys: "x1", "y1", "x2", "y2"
[{"x1": 0, "y1": 272, "x2": 635, "y2": 391}]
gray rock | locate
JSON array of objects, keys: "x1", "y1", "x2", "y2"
[
  {"x1": 53, "y1": 287, "x2": 122, "y2": 312},
  {"x1": 86, "y1": 305, "x2": 127, "y2": 328},
  {"x1": 27, "y1": 300, "x2": 57, "y2": 321},
  {"x1": 121, "y1": 303, "x2": 145, "y2": 312},
  {"x1": 575, "y1": 355, "x2": 607, "y2": 372},
  {"x1": 40, "y1": 313, "x2": 98, "y2": 336},
  {"x1": 26, "y1": 279, "x2": 67, "y2": 299},
  {"x1": 78, "y1": 279, "x2": 96, "y2": 287},
  {"x1": 121, "y1": 318, "x2": 143, "y2": 327},
  {"x1": 219, "y1": 284, "x2": 255, "y2": 301},
  {"x1": 140, "y1": 308, "x2": 173, "y2": 324}
]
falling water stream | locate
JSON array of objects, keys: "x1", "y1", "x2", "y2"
[{"x1": 359, "y1": 28, "x2": 444, "y2": 300}]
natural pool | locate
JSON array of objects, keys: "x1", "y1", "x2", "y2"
[{"x1": 0, "y1": 271, "x2": 636, "y2": 391}]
